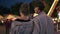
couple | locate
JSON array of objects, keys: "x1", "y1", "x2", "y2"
[{"x1": 10, "y1": 1, "x2": 54, "y2": 34}]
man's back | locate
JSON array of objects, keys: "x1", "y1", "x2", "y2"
[{"x1": 33, "y1": 12, "x2": 54, "y2": 34}]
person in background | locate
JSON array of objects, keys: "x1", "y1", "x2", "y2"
[
  {"x1": 10, "y1": 3, "x2": 34, "y2": 34},
  {"x1": 32, "y1": 1, "x2": 54, "y2": 34},
  {"x1": 4, "y1": 19, "x2": 12, "y2": 34},
  {"x1": 56, "y1": 6, "x2": 60, "y2": 31},
  {"x1": 56, "y1": 6, "x2": 60, "y2": 21}
]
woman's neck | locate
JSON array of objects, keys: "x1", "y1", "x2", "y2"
[{"x1": 20, "y1": 15, "x2": 29, "y2": 20}]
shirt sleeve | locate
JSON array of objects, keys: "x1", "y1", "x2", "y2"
[
  {"x1": 10, "y1": 21, "x2": 16, "y2": 34},
  {"x1": 32, "y1": 18, "x2": 40, "y2": 34}
]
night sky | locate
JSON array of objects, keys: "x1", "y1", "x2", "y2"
[{"x1": 0, "y1": 0, "x2": 32, "y2": 8}]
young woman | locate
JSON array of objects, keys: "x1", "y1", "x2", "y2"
[{"x1": 10, "y1": 3, "x2": 34, "y2": 34}]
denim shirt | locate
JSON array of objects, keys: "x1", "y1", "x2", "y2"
[{"x1": 10, "y1": 19, "x2": 34, "y2": 34}]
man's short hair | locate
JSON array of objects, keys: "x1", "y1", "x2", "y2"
[{"x1": 33, "y1": 1, "x2": 45, "y2": 11}]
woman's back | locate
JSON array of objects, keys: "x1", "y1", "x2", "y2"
[{"x1": 10, "y1": 19, "x2": 34, "y2": 34}]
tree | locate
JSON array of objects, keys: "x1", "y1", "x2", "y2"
[
  {"x1": 10, "y1": 2, "x2": 23, "y2": 16},
  {"x1": 0, "y1": 6, "x2": 10, "y2": 16}
]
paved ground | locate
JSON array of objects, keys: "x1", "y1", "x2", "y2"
[{"x1": 0, "y1": 25, "x2": 6, "y2": 34}]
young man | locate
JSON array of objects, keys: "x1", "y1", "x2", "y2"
[
  {"x1": 10, "y1": 3, "x2": 34, "y2": 34},
  {"x1": 33, "y1": 1, "x2": 54, "y2": 34}
]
